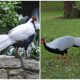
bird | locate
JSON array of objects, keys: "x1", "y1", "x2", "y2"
[
  {"x1": 10, "y1": 8, "x2": 40, "y2": 58},
  {"x1": 10, "y1": 16, "x2": 34, "y2": 58},
  {"x1": 0, "y1": 16, "x2": 38, "y2": 58},
  {"x1": 41, "y1": 36, "x2": 75, "y2": 58}
]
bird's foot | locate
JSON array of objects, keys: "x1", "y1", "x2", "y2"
[
  {"x1": 57, "y1": 55, "x2": 63, "y2": 59},
  {"x1": 15, "y1": 55, "x2": 19, "y2": 58},
  {"x1": 57, "y1": 56, "x2": 60, "y2": 59},
  {"x1": 57, "y1": 55, "x2": 67, "y2": 60},
  {"x1": 24, "y1": 56, "x2": 29, "y2": 59},
  {"x1": 24, "y1": 52, "x2": 31, "y2": 59},
  {"x1": 61, "y1": 53, "x2": 68, "y2": 59},
  {"x1": 62, "y1": 56, "x2": 67, "y2": 59}
]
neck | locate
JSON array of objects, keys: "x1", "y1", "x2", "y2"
[
  {"x1": 43, "y1": 42, "x2": 60, "y2": 54},
  {"x1": 32, "y1": 21, "x2": 36, "y2": 29},
  {"x1": 27, "y1": 18, "x2": 32, "y2": 22},
  {"x1": 26, "y1": 18, "x2": 36, "y2": 29}
]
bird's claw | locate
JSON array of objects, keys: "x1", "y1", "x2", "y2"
[{"x1": 15, "y1": 54, "x2": 19, "y2": 58}]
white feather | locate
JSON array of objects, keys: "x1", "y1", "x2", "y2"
[
  {"x1": 34, "y1": 20, "x2": 40, "y2": 29},
  {"x1": 0, "y1": 35, "x2": 14, "y2": 51},
  {"x1": 0, "y1": 18, "x2": 37, "y2": 52},
  {"x1": 74, "y1": 37, "x2": 80, "y2": 46},
  {"x1": 46, "y1": 36, "x2": 75, "y2": 51},
  {"x1": 8, "y1": 18, "x2": 35, "y2": 41}
]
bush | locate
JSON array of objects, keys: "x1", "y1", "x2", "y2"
[{"x1": 0, "y1": 1, "x2": 21, "y2": 31}]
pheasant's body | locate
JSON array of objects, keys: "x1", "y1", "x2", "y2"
[
  {"x1": 8, "y1": 18, "x2": 35, "y2": 41},
  {"x1": 41, "y1": 36, "x2": 75, "y2": 56},
  {"x1": 0, "y1": 17, "x2": 38, "y2": 58},
  {"x1": 46, "y1": 36, "x2": 74, "y2": 51},
  {"x1": 12, "y1": 34, "x2": 35, "y2": 50}
]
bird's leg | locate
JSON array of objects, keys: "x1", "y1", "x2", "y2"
[
  {"x1": 57, "y1": 54, "x2": 63, "y2": 59},
  {"x1": 62, "y1": 53, "x2": 67, "y2": 59},
  {"x1": 25, "y1": 50, "x2": 29, "y2": 59},
  {"x1": 65, "y1": 53, "x2": 68, "y2": 58},
  {"x1": 57, "y1": 54, "x2": 67, "y2": 59},
  {"x1": 65, "y1": 50, "x2": 68, "y2": 58},
  {"x1": 15, "y1": 47, "x2": 19, "y2": 58},
  {"x1": 62, "y1": 49, "x2": 68, "y2": 59}
]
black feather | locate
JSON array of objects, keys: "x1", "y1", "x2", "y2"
[
  {"x1": 12, "y1": 34, "x2": 35, "y2": 51},
  {"x1": 43, "y1": 43, "x2": 68, "y2": 56}
]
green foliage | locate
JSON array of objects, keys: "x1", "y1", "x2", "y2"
[
  {"x1": 0, "y1": 1, "x2": 21, "y2": 31},
  {"x1": 30, "y1": 30, "x2": 40, "y2": 61},
  {"x1": 76, "y1": 2, "x2": 80, "y2": 8},
  {"x1": 30, "y1": 45, "x2": 39, "y2": 60}
]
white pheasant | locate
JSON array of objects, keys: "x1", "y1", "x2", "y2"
[{"x1": 0, "y1": 16, "x2": 38, "y2": 55}]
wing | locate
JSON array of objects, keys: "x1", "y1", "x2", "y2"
[
  {"x1": 8, "y1": 22, "x2": 35, "y2": 41},
  {"x1": 46, "y1": 36, "x2": 74, "y2": 51}
]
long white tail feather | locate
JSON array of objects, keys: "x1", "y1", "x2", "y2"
[
  {"x1": 74, "y1": 38, "x2": 80, "y2": 47},
  {"x1": 0, "y1": 34, "x2": 15, "y2": 51}
]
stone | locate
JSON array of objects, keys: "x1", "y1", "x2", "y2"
[
  {"x1": 0, "y1": 55, "x2": 39, "y2": 79},
  {"x1": 26, "y1": 71, "x2": 39, "y2": 79},
  {"x1": 22, "y1": 58, "x2": 39, "y2": 71},
  {"x1": 0, "y1": 55, "x2": 21, "y2": 68},
  {"x1": 9, "y1": 75, "x2": 24, "y2": 79},
  {"x1": 9, "y1": 69, "x2": 24, "y2": 75},
  {"x1": 0, "y1": 69, "x2": 7, "y2": 78}
]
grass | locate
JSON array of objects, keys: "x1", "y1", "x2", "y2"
[
  {"x1": 41, "y1": 1, "x2": 64, "y2": 12},
  {"x1": 41, "y1": 1, "x2": 80, "y2": 79}
]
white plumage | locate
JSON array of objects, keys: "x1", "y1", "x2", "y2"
[
  {"x1": 8, "y1": 18, "x2": 35, "y2": 41},
  {"x1": 46, "y1": 36, "x2": 75, "y2": 51},
  {"x1": 0, "y1": 35, "x2": 14, "y2": 51},
  {"x1": 74, "y1": 37, "x2": 80, "y2": 47},
  {"x1": 0, "y1": 17, "x2": 37, "y2": 52},
  {"x1": 34, "y1": 20, "x2": 40, "y2": 29}
]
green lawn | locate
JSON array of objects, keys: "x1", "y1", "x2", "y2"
[{"x1": 41, "y1": 1, "x2": 80, "y2": 79}]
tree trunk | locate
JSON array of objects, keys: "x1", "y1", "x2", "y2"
[{"x1": 64, "y1": 1, "x2": 80, "y2": 18}]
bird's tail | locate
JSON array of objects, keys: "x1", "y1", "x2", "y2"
[
  {"x1": 73, "y1": 37, "x2": 80, "y2": 47},
  {"x1": 0, "y1": 34, "x2": 15, "y2": 51}
]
